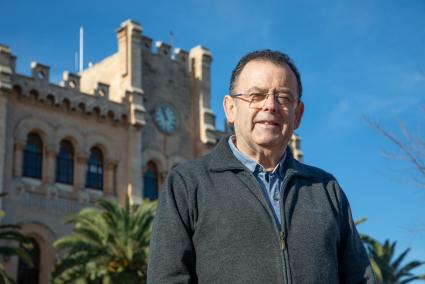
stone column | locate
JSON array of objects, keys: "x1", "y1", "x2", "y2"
[
  {"x1": 74, "y1": 155, "x2": 87, "y2": 190},
  {"x1": 103, "y1": 160, "x2": 116, "y2": 196},
  {"x1": 117, "y1": 19, "x2": 143, "y2": 88},
  {"x1": 43, "y1": 148, "x2": 56, "y2": 184},
  {"x1": 13, "y1": 141, "x2": 25, "y2": 177},
  {"x1": 126, "y1": 125, "x2": 142, "y2": 201},
  {"x1": 0, "y1": 45, "x2": 14, "y2": 197},
  {"x1": 189, "y1": 46, "x2": 217, "y2": 148}
]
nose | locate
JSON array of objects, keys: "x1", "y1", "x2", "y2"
[{"x1": 261, "y1": 93, "x2": 278, "y2": 112}]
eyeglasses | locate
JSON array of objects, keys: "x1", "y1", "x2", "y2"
[{"x1": 229, "y1": 92, "x2": 298, "y2": 108}]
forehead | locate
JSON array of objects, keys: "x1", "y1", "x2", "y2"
[{"x1": 237, "y1": 60, "x2": 298, "y2": 92}]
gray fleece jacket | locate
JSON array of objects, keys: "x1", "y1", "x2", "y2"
[{"x1": 147, "y1": 137, "x2": 375, "y2": 284}]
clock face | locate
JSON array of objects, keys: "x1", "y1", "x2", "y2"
[{"x1": 153, "y1": 105, "x2": 177, "y2": 133}]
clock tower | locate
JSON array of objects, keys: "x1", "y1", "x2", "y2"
[{"x1": 79, "y1": 20, "x2": 226, "y2": 200}]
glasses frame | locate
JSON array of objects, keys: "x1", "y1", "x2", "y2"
[{"x1": 229, "y1": 92, "x2": 300, "y2": 109}]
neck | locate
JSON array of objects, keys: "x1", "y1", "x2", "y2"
[{"x1": 233, "y1": 137, "x2": 286, "y2": 171}]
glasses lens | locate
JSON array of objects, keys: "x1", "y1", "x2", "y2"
[
  {"x1": 276, "y1": 95, "x2": 294, "y2": 105},
  {"x1": 248, "y1": 93, "x2": 295, "y2": 108},
  {"x1": 249, "y1": 93, "x2": 266, "y2": 108}
]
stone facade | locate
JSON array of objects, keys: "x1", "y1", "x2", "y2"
[
  {"x1": 0, "y1": 19, "x2": 302, "y2": 282},
  {"x1": 0, "y1": 39, "x2": 145, "y2": 281},
  {"x1": 0, "y1": 18, "x2": 227, "y2": 283},
  {"x1": 79, "y1": 20, "x2": 223, "y2": 188}
]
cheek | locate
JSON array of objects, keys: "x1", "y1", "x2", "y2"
[
  {"x1": 236, "y1": 109, "x2": 254, "y2": 126},
  {"x1": 284, "y1": 111, "x2": 296, "y2": 126}
]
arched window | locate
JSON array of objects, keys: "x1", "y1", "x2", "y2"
[
  {"x1": 85, "y1": 147, "x2": 103, "y2": 190},
  {"x1": 143, "y1": 161, "x2": 159, "y2": 200},
  {"x1": 55, "y1": 140, "x2": 74, "y2": 184},
  {"x1": 17, "y1": 238, "x2": 40, "y2": 284},
  {"x1": 22, "y1": 132, "x2": 43, "y2": 179}
]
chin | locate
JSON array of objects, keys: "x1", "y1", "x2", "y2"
[{"x1": 254, "y1": 136, "x2": 285, "y2": 148}]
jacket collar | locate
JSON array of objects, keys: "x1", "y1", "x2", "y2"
[{"x1": 208, "y1": 135, "x2": 313, "y2": 178}]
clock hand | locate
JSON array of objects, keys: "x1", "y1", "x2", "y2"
[{"x1": 161, "y1": 107, "x2": 167, "y2": 120}]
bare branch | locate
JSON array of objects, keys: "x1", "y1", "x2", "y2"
[{"x1": 366, "y1": 117, "x2": 425, "y2": 185}]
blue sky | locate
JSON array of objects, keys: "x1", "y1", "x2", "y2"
[{"x1": 2, "y1": 0, "x2": 425, "y2": 278}]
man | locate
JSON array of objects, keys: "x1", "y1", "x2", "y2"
[{"x1": 147, "y1": 50, "x2": 375, "y2": 283}]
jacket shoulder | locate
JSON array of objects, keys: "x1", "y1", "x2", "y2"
[
  {"x1": 293, "y1": 160, "x2": 348, "y2": 207},
  {"x1": 172, "y1": 152, "x2": 213, "y2": 176},
  {"x1": 294, "y1": 159, "x2": 336, "y2": 183},
  {"x1": 166, "y1": 152, "x2": 217, "y2": 191}
]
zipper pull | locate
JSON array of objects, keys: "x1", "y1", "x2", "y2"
[{"x1": 280, "y1": 231, "x2": 286, "y2": 250}]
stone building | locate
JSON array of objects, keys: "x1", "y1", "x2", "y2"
[
  {"x1": 0, "y1": 19, "x2": 224, "y2": 283},
  {"x1": 0, "y1": 19, "x2": 302, "y2": 283}
]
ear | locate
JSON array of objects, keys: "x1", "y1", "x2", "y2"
[
  {"x1": 294, "y1": 101, "x2": 304, "y2": 129},
  {"x1": 223, "y1": 95, "x2": 236, "y2": 123}
]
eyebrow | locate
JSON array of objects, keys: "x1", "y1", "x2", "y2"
[
  {"x1": 244, "y1": 86, "x2": 295, "y2": 98},
  {"x1": 244, "y1": 86, "x2": 268, "y2": 93}
]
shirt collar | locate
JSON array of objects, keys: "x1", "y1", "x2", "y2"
[{"x1": 228, "y1": 136, "x2": 286, "y2": 177}]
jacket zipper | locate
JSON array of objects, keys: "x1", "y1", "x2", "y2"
[
  {"x1": 280, "y1": 231, "x2": 285, "y2": 250},
  {"x1": 244, "y1": 170, "x2": 294, "y2": 283},
  {"x1": 279, "y1": 230, "x2": 288, "y2": 284},
  {"x1": 279, "y1": 171, "x2": 294, "y2": 284}
]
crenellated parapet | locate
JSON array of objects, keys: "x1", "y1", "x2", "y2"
[
  {"x1": 141, "y1": 36, "x2": 153, "y2": 51},
  {"x1": 155, "y1": 41, "x2": 172, "y2": 57},
  {"x1": 4, "y1": 57, "x2": 131, "y2": 126},
  {"x1": 94, "y1": 82, "x2": 110, "y2": 99},
  {"x1": 140, "y1": 36, "x2": 190, "y2": 69},
  {"x1": 60, "y1": 71, "x2": 81, "y2": 90},
  {"x1": 174, "y1": 48, "x2": 189, "y2": 65},
  {"x1": 31, "y1": 62, "x2": 50, "y2": 82}
]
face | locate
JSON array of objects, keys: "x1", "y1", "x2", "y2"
[{"x1": 223, "y1": 60, "x2": 304, "y2": 156}]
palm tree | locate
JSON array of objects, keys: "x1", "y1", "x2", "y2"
[
  {"x1": 356, "y1": 218, "x2": 425, "y2": 283},
  {"x1": 52, "y1": 195, "x2": 157, "y2": 284},
  {"x1": 363, "y1": 236, "x2": 425, "y2": 284},
  {"x1": 0, "y1": 200, "x2": 33, "y2": 284}
]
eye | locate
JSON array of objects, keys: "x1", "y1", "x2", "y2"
[
  {"x1": 276, "y1": 94, "x2": 293, "y2": 105},
  {"x1": 249, "y1": 93, "x2": 266, "y2": 101}
]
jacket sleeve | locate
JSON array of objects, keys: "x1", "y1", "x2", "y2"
[
  {"x1": 337, "y1": 183, "x2": 376, "y2": 284},
  {"x1": 147, "y1": 169, "x2": 197, "y2": 284}
]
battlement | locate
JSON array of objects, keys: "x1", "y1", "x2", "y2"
[
  {"x1": 174, "y1": 48, "x2": 189, "y2": 64},
  {"x1": 141, "y1": 36, "x2": 153, "y2": 51},
  {"x1": 11, "y1": 73, "x2": 128, "y2": 124},
  {"x1": 94, "y1": 82, "x2": 110, "y2": 99},
  {"x1": 60, "y1": 71, "x2": 81, "y2": 90},
  {"x1": 0, "y1": 50, "x2": 130, "y2": 125},
  {"x1": 155, "y1": 41, "x2": 172, "y2": 57},
  {"x1": 140, "y1": 36, "x2": 191, "y2": 67},
  {"x1": 31, "y1": 62, "x2": 50, "y2": 82}
]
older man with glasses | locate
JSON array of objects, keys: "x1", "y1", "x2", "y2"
[{"x1": 147, "y1": 50, "x2": 375, "y2": 284}]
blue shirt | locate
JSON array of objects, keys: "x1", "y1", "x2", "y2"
[{"x1": 228, "y1": 136, "x2": 286, "y2": 230}]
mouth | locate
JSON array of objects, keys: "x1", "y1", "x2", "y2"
[{"x1": 255, "y1": 120, "x2": 280, "y2": 127}]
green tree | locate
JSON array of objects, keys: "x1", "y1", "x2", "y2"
[
  {"x1": 0, "y1": 199, "x2": 33, "y2": 284},
  {"x1": 356, "y1": 218, "x2": 425, "y2": 283},
  {"x1": 52, "y1": 196, "x2": 157, "y2": 284},
  {"x1": 363, "y1": 236, "x2": 425, "y2": 284}
]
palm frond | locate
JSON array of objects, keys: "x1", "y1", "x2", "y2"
[{"x1": 53, "y1": 194, "x2": 157, "y2": 283}]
